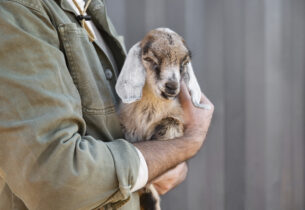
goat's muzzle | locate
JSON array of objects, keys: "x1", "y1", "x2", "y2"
[{"x1": 162, "y1": 81, "x2": 179, "y2": 99}]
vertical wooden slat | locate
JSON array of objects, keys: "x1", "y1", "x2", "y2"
[
  {"x1": 202, "y1": 0, "x2": 226, "y2": 209},
  {"x1": 265, "y1": 0, "x2": 291, "y2": 210},
  {"x1": 223, "y1": 0, "x2": 246, "y2": 209},
  {"x1": 244, "y1": 0, "x2": 267, "y2": 209},
  {"x1": 290, "y1": 0, "x2": 305, "y2": 209},
  {"x1": 280, "y1": 1, "x2": 294, "y2": 209}
]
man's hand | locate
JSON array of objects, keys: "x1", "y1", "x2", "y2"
[
  {"x1": 152, "y1": 162, "x2": 188, "y2": 195},
  {"x1": 179, "y1": 83, "x2": 214, "y2": 155}
]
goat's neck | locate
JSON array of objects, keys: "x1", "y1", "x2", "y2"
[{"x1": 140, "y1": 83, "x2": 175, "y2": 110}]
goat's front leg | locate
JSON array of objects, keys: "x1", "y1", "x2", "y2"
[
  {"x1": 139, "y1": 184, "x2": 161, "y2": 210},
  {"x1": 150, "y1": 117, "x2": 184, "y2": 140}
]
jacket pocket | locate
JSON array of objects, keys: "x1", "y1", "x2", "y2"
[{"x1": 57, "y1": 23, "x2": 117, "y2": 114}]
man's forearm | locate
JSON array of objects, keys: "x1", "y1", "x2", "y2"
[{"x1": 134, "y1": 134, "x2": 202, "y2": 181}]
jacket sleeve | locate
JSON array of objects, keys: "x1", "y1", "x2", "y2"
[{"x1": 0, "y1": 2, "x2": 139, "y2": 209}]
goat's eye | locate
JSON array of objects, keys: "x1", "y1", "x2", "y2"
[
  {"x1": 144, "y1": 57, "x2": 159, "y2": 70},
  {"x1": 144, "y1": 57, "x2": 157, "y2": 65},
  {"x1": 144, "y1": 57, "x2": 154, "y2": 63}
]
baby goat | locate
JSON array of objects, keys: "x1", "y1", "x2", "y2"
[{"x1": 115, "y1": 28, "x2": 210, "y2": 210}]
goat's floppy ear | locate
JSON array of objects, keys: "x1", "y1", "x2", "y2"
[
  {"x1": 184, "y1": 62, "x2": 212, "y2": 109},
  {"x1": 115, "y1": 42, "x2": 146, "y2": 103}
]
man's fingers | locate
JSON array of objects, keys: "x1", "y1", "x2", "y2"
[
  {"x1": 180, "y1": 82, "x2": 214, "y2": 111},
  {"x1": 179, "y1": 83, "x2": 191, "y2": 105},
  {"x1": 152, "y1": 162, "x2": 189, "y2": 195},
  {"x1": 200, "y1": 92, "x2": 211, "y2": 105},
  {"x1": 200, "y1": 93, "x2": 214, "y2": 111},
  {"x1": 175, "y1": 162, "x2": 188, "y2": 182}
]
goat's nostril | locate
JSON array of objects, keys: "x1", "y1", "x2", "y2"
[{"x1": 165, "y1": 82, "x2": 178, "y2": 91}]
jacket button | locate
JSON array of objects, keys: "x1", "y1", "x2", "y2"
[{"x1": 105, "y1": 69, "x2": 113, "y2": 80}]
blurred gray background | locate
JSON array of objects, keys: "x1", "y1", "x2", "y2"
[{"x1": 106, "y1": 0, "x2": 305, "y2": 209}]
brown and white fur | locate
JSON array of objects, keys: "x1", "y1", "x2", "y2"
[{"x1": 115, "y1": 28, "x2": 211, "y2": 210}]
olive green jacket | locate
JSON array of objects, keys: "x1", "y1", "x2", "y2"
[{"x1": 0, "y1": 0, "x2": 141, "y2": 209}]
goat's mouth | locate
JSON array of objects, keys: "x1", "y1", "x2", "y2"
[{"x1": 161, "y1": 91, "x2": 178, "y2": 100}]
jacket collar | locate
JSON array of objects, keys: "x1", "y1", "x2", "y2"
[
  {"x1": 59, "y1": 0, "x2": 78, "y2": 16},
  {"x1": 86, "y1": 0, "x2": 112, "y2": 37},
  {"x1": 87, "y1": 0, "x2": 127, "y2": 63}
]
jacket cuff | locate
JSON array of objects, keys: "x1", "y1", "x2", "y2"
[
  {"x1": 105, "y1": 139, "x2": 140, "y2": 202},
  {"x1": 131, "y1": 148, "x2": 148, "y2": 192}
]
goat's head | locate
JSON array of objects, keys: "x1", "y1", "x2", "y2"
[
  {"x1": 116, "y1": 28, "x2": 211, "y2": 109},
  {"x1": 140, "y1": 28, "x2": 190, "y2": 100}
]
